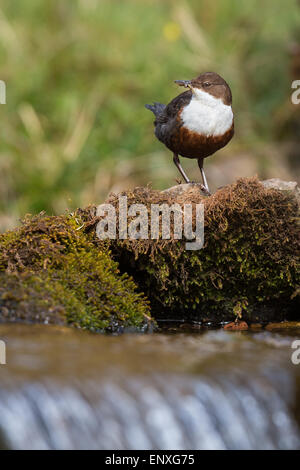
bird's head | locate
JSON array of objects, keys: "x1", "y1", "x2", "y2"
[{"x1": 175, "y1": 72, "x2": 232, "y2": 106}]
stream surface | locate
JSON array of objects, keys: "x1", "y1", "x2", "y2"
[{"x1": 0, "y1": 324, "x2": 300, "y2": 450}]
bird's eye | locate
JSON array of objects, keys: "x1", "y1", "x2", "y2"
[{"x1": 203, "y1": 82, "x2": 211, "y2": 87}]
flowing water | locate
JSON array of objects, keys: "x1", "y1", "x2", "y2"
[{"x1": 0, "y1": 324, "x2": 299, "y2": 450}]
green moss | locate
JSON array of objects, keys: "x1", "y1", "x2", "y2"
[
  {"x1": 105, "y1": 178, "x2": 300, "y2": 324},
  {"x1": 0, "y1": 209, "x2": 153, "y2": 332},
  {"x1": 1, "y1": 178, "x2": 298, "y2": 328}
]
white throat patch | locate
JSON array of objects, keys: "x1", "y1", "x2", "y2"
[{"x1": 181, "y1": 88, "x2": 233, "y2": 137}]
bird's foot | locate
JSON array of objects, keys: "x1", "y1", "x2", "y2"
[
  {"x1": 176, "y1": 179, "x2": 211, "y2": 195},
  {"x1": 187, "y1": 181, "x2": 211, "y2": 196},
  {"x1": 202, "y1": 186, "x2": 211, "y2": 196}
]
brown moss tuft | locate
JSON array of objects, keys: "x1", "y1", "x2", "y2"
[{"x1": 101, "y1": 177, "x2": 299, "y2": 324}]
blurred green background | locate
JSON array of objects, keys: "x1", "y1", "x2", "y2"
[{"x1": 0, "y1": 0, "x2": 299, "y2": 230}]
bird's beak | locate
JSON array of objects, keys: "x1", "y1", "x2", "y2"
[{"x1": 174, "y1": 80, "x2": 193, "y2": 90}]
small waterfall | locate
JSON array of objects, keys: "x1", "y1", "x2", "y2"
[{"x1": 0, "y1": 325, "x2": 299, "y2": 450}]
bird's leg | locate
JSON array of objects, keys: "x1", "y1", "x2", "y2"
[
  {"x1": 173, "y1": 153, "x2": 191, "y2": 184},
  {"x1": 198, "y1": 158, "x2": 211, "y2": 195}
]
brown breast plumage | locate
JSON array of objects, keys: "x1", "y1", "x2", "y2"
[{"x1": 169, "y1": 117, "x2": 234, "y2": 159}]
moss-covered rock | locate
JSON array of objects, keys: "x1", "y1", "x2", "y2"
[
  {"x1": 103, "y1": 177, "x2": 299, "y2": 324},
  {"x1": 0, "y1": 177, "x2": 298, "y2": 328},
  {"x1": 0, "y1": 212, "x2": 152, "y2": 332}
]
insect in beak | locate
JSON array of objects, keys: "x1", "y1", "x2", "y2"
[
  {"x1": 174, "y1": 80, "x2": 192, "y2": 88},
  {"x1": 174, "y1": 80, "x2": 195, "y2": 94}
]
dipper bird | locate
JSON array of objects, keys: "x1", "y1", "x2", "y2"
[{"x1": 145, "y1": 72, "x2": 234, "y2": 194}]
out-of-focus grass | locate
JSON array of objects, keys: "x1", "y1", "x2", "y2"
[{"x1": 0, "y1": 0, "x2": 299, "y2": 229}]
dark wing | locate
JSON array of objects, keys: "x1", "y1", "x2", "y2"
[
  {"x1": 156, "y1": 90, "x2": 192, "y2": 124},
  {"x1": 154, "y1": 90, "x2": 192, "y2": 146}
]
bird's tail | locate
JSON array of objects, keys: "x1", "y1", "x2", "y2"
[{"x1": 145, "y1": 102, "x2": 166, "y2": 117}]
